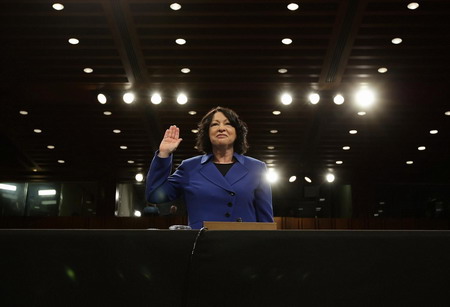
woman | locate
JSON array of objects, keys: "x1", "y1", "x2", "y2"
[{"x1": 145, "y1": 106, "x2": 273, "y2": 229}]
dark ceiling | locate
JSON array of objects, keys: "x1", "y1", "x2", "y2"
[{"x1": 1, "y1": 0, "x2": 449, "y2": 187}]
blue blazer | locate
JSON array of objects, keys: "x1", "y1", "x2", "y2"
[{"x1": 145, "y1": 152, "x2": 273, "y2": 229}]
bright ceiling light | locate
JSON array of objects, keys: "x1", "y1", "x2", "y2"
[
  {"x1": 272, "y1": 110, "x2": 281, "y2": 115},
  {"x1": 333, "y1": 94, "x2": 344, "y2": 105},
  {"x1": 52, "y1": 3, "x2": 64, "y2": 10},
  {"x1": 191, "y1": 129, "x2": 199, "y2": 134},
  {"x1": 336, "y1": 161, "x2": 343, "y2": 165},
  {"x1": 134, "y1": 210, "x2": 142, "y2": 217},
  {"x1": 68, "y1": 38, "x2": 79, "y2": 45},
  {"x1": 326, "y1": 173, "x2": 335, "y2": 183},
  {"x1": 38, "y1": 189, "x2": 57, "y2": 196},
  {"x1": 19, "y1": 110, "x2": 28, "y2": 115},
  {"x1": 103, "y1": 111, "x2": 112, "y2": 116},
  {"x1": 0, "y1": 184, "x2": 17, "y2": 191},
  {"x1": 170, "y1": 3, "x2": 181, "y2": 10},
  {"x1": 406, "y1": 161, "x2": 414, "y2": 165},
  {"x1": 378, "y1": 67, "x2": 388, "y2": 73},
  {"x1": 304, "y1": 176, "x2": 312, "y2": 183},
  {"x1": 83, "y1": 68, "x2": 93, "y2": 74},
  {"x1": 181, "y1": 68, "x2": 190, "y2": 73},
  {"x1": 343, "y1": 146, "x2": 350, "y2": 150},
  {"x1": 177, "y1": 93, "x2": 188, "y2": 104},
  {"x1": 349, "y1": 130, "x2": 358, "y2": 134},
  {"x1": 278, "y1": 68, "x2": 288, "y2": 74},
  {"x1": 135, "y1": 173, "x2": 144, "y2": 182},
  {"x1": 391, "y1": 38, "x2": 402, "y2": 45},
  {"x1": 308, "y1": 93, "x2": 320, "y2": 104},
  {"x1": 266, "y1": 169, "x2": 279, "y2": 183},
  {"x1": 188, "y1": 110, "x2": 197, "y2": 115},
  {"x1": 289, "y1": 175, "x2": 297, "y2": 182},
  {"x1": 120, "y1": 145, "x2": 127, "y2": 150},
  {"x1": 34, "y1": 129, "x2": 42, "y2": 133},
  {"x1": 407, "y1": 2, "x2": 419, "y2": 10},
  {"x1": 123, "y1": 92, "x2": 135, "y2": 104},
  {"x1": 267, "y1": 146, "x2": 275, "y2": 150},
  {"x1": 445, "y1": 111, "x2": 450, "y2": 116},
  {"x1": 429, "y1": 130, "x2": 438, "y2": 134},
  {"x1": 281, "y1": 93, "x2": 292, "y2": 105},
  {"x1": 357, "y1": 111, "x2": 366, "y2": 116},
  {"x1": 418, "y1": 146, "x2": 426, "y2": 151},
  {"x1": 355, "y1": 88, "x2": 375, "y2": 108},
  {"x1": 270, "y1": 130, "x2": 278, "y2": 134},
  {"x1": 287, "y1": 3, "x2": 299, "y2": 11},
  {"x1": 97, "y1": 93, "x2": 107, "y2": 104},
  {"x1": 47, "y1": 145, "x2": 55, "y2": 149},
  {"x1": 282, "y1": 38, "x2": 292, "y2": 45},
  {"x1": 176, "y1": 38, "x2": 186, "y2": 45},
  {"x1": 151, "y1": 93, "x2": 162, "y2": 104},
  {"x1": 57, "y1": 160, "x2": 65, "y2": 164},
  {"x1": 127, "y1": 160, "x2": 135, "y2": 164},
  {"x1": 113, "y1": 129, "x2": 121, "y2": 134}
]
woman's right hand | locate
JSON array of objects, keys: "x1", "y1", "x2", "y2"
[{"x1": 158, "y1": 125, "x2": 183, "y2": 158}]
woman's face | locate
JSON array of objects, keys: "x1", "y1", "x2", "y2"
[{"x1": 208, "y1": 112, "x2": 236, "y2": 149}]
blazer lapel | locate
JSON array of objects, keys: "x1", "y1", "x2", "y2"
[
  {"x1": 225, "y1": 160, "x2": 249, "y2": 186},
  {"x1": 199, "y1": 158, "x2": 234, "y2": 192}
]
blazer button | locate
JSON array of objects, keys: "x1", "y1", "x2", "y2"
[
  {"x1": 225, "y1": 212, "x2": 231, "y2": 218},
  {"x1": 227, "y1": 202, "x2": 232, "y2": 207},
  {"x1": 229, "y1": 192, "x2": 235, "y2": 196}
]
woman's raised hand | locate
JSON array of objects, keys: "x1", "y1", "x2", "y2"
[{"x1": 158, "y1": 125, "x2": 183, "y2": 158}]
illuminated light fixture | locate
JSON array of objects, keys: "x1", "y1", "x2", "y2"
[
  {"x1": 181, "y1": 68, "x2": 190, "y2": 73},
  {"x1": 270, "y1": 130, "x2": 278, "y2": 134},
  {"x1": 33, "y1": 168, "x2": 38, "y2": 172},
  {"x1": 135, "y1": 173, "x2": 144, "y2": 182},
  {"x1": 391, "y1": 37, "x2": 402, "y2": 45},
  {"x1": 357, "y1": 111, "x2": 366, "y2": 116},
  {"x1": 281, "y1": 93, "x2": 292, "y2": 105},
  {"x1": 267, "y1": 146, "x2": 275, "y2": 150},
  {"x1": 326, "y1": 173, "x2": 335, "y2": 183},
  {"x1": 103, "y1": 111, "x2": 112, "y2": 116},
  {"x1": 151, "y1": 93, "x2": 162, "y2": 105},
  {"x1": 188, "y1": 110, "x2": 197, "y2": 115},
  {"x1": 83, "y1": 68, "x2": 93, "y2": 74},
  {"x1": 418, "y1": 146, "x2": 426, "y2": 151},
  {"x1": 57, "y1": 160, "x2": 65, "y2": 164},
  {"x1": 19, "y1": 110, "x2": 28, "y2": 115},
  {"x1": 282, "y1": 38, "x2": 292, "y2": 45},
  {"x1": 289, "y1": 176, "x2": 297, "y2": 182},
  {"x1": 355, "y1": 88, "x2": 375, "y2": 108},
  {"x1": 333, "y1": 94, "x2": 344, "y2": 105},
  {"x1": 349, "y1": 130, "x2": 358, "y2": 134},
  {"x1": 68, "y1": 38, "x2": 79, "y2": 45},
  {"x1": 266, "y1": 160, "x2": 274, "y2": 164},
  {"x1": 272, "y1": 110, "x2": 281, "y2": 115},
  {"x1": 278, "y1": 68, "x2": 288, "y2": 74},
  {"x1": 445, "y1": 111, "x2": 450, "y2": 116},
  {"x1": 304, "y1": 176, "x2": 312, "y2": 183},
  {"x1": 97, "y1": 93, "x2": 107, "y2": 104},
  {"x1": 336, "y1": 161, "x2": 343, "y2": 165},
  {"x1": 127, "y1": 160, "x2": 135, "y2": 164},
  {"x1": 308, "y1": 93, "x2": 320, "y2": 104},
  {"x1": 407, "y1": 2, "x2": 419, "y2": 10},
  {"x1": 266, "y1": 168, "x2": 279, "y2": 183},
  {"x1": 191, "y1": 129, "x2": 199, "y2": 134},
  {"x1": 342, "y1": 146, "x2": 350, "y2": 150},
  {"x1": 429, "y1": 130, "x2": 438, "y2": 134},
  {"x1": 113, "y1": 129, "x2": 121, "y2": 134},
  {"x1": 38, "y1": 189, "x2": 57, "y2": 196},
  {"x1": 34, "y1": 129, "x2": 42, "y2": 133},
  {"x1": 123, "y1": 92, "x2": 135, "y2": 104},
  {"x1": 0, "y1": 184, "x2": 17, "y2": 191},
  {"x1": 52, "y1": 3, "x2": 64, "y2": 10},
  {"x1": 120, "y1": 145, "x2": 127, "y2": 150},
  {"x1": 134, "y1": 210, "x2": 142, "y2": 217},
  {"x1": 170, "y1": 3, "x2": 181, "y2": 10},
  {"x1": 176, "y1": 38, "x2": 186, "y2": 45},
  {"x1": 177, "y1": 93, "x2": 188, "y2": 105},
  {"x1": 378, "y1": 67, "x2": 388, "y2": 73},
  {"x1": 287, "y1": 3, "x2": 299, "y2": 11},
  {"x1": 47, "y1": 145, "x2": 55, "y2": 149},
  {"x1": 406, "y1": 161, "x2": 414, "y2": 165}
]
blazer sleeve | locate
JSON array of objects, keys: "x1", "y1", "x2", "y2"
[
  {"x1": 145, "y1": 151, "x2": 186, "y2": 203},
  {"x1": 254, "y1": 162, "x2": 274, "y2": 222}
]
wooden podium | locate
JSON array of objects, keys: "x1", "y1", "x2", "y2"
[{"x1": 203, "y1": 221, "x2": 277, "y2": 230}]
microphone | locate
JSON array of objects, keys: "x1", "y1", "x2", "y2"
[{"x1": 236, "y1": 217, "x2": 243, "y2": 222}]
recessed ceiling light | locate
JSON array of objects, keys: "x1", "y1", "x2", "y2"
[
  {"x1": 83, "y1": 68, "x2": 93, "y2": 73},
  {"x1": 68, "y1": 38, "x2": 79, "y2": 45},
  {"x1": 34, "y1": 129, "x2": 42, "y2": 133},
  {"x1": 282, "y1": 38, "x2": 292, "y2": 45},
  {"x1": 188, "y1": 110, "x2": 197, "y2": 115},
  {"x1": 32, "y1": 168, "x2": 38, "y2": 172},
  {"x1": 267, "y1": 146, "x2": 275, "y2": 150},
  {"x1": 191, "y1": 129, "x2": 199, "y2": 134},
  {"x1": 308, "y1": 93, "x2": 320, "y2": 104},
  {"x1": 47, "y1": 145, "x2": 55, "y2": 149},
  {"x1": 391, "y1": 38, "x2": 402, "y2": 45},
  {"x1": 123, "y1": 92, "x2": 135, "y2": 104},
  {"x1": 288, "y1": 175, "x2": 297, "y2": 182},
  {"x1": 326, "y1": 173, "x2": 335, "y2": 183},
  {"x1": 57, "y1": 160, "x2": 65, "y2": 164},
  {"x1": 418, "y1": 146, "x2": 426, "y2": 151},
  {"x1": 406, "y1": 161, "x2": 414, "y2": 165},
  {"x1": 272, "y1": 110, "x2": 281, "y2": 115},
  {"x1": 287, "y1": 3, "x2": 299, "y2": 11},
  {"x1": 127, "y1": 160, "x2": 135, "y2": 164},
  {"x1": 343, "y1": 146, "x2": 350, "y2": 150},
  {"x1": 357, "y1": 111, "x2": 366, "y2": 116},
  {"x1": 445, "y1": 111, "x2": 450, "y2": 116},
  {"x1": 135, "y1": 173, "x2": 144, "y2": 182},
  {"x1": 113, "y1": 129, "x2": 121, "y2": 134},
  {"x1": 378, "y1": 67, "x2": 388, "y2": 73},
  {"x1": 176, "y1": 38, "x2": 186, "y2": 45},
  {"x1": 281, "y1": 93, "x2": 292, "y2": 105},
  {"x1": 270, "y1": 130, "x2": 278, "y2": 134},
  {"x1": 19, "y1": 110, "x2": 28, "y2": 115},
  {"x1": 336, "y1": 161, "x2": 343, "y2": 165},
  {"x1": 177, "y1": 93, "x2": 188, "y2": 105},
  {"x1": 349, "y1": 130, "x2": 358, "y2": 134},
  {"x1": 103, "y1": 111, "x2": 112, "y2": 116},
  {"x1": 181, "y1": 68, "x2": 190, "y2": 73},
  {"x1": 170, "y1": 3, "x2": 181, "y2": 10},
  {"x1": 407, "y1": 2, "x2": 419, "y2": 10},
  {"x1": 333, "y1": 94, "x2": 344, "y2": 105},
  {"x1": 151, "y1": 93, "x2": 162, "y2": 105},
  {"x1": 52, "y1": 3, "x2": 64, "y2": 11},
  {"x1": 430, "y1": 130, "x2": 438, "y2": 134},
  {"x1": 304, "y1": 176, "x2": 312, "y2": 183},
  {"x1": 120, "y1": 146, "x2": 127, "y2": 150},
  {"x1": 278, "y1": 68, "x2": 288, "y2": 74},
  {"x1": 97, "y1": 93, "x2": 107, "y2": 104}
]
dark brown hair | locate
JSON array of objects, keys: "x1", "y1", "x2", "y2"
[{"x1": 196, "y1": 106, "x2": 249, "y2": 154}]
